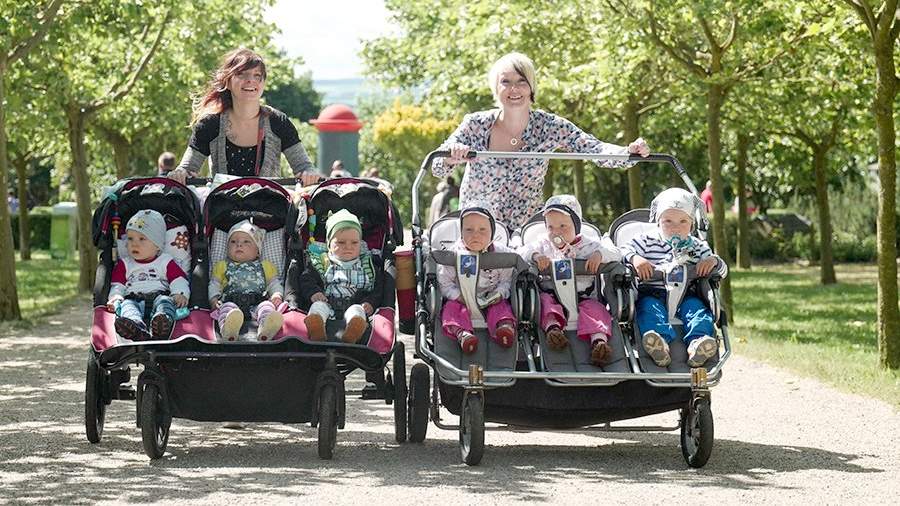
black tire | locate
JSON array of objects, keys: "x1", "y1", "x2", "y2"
[
  {"x1": 140, "y1": 383, "x2": 169, "y2": 459},
  {"x1": 407, "y1": 363, "x2": 430, "y2": 443},
  {"x1": 459, "y1": 392, "x2": 485, "y2": 466},
  {"x1": 680, "y1": 398, "x2": 714, "y2": 468},
  {"x1": 393, "y1": 342, "x2": 408, "y2": 443},
  {"x1": 317, "y1": 385, "x2": 338, "y2": 460},
  {"x1": 84, "y1": 351, "x2": 106, "y2": 444}
]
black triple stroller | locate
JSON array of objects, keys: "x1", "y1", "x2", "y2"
[
  {"x1": 85, "y1": 175, "x2": 407, "y2": 460},
  {"x1": 409, "y1": 151, "x2": 731, "y2": 467}
]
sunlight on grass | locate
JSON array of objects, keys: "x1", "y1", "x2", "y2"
[
  {"x1": 3, "y1": 251, "x2": 84, "y2": 332},
  {"x1": 730, "y1": 263, "x2": 900, "y2": 409}
]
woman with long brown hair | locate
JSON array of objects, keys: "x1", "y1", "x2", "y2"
[{"x1": 169, "y1": 48, "x2": 320, "y2": 184}]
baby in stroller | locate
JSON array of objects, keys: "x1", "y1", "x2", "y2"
[
  {"x1": 209, "y1": 219, "x2": 285, "y2": 341},
  {"x1": 518, "y1": 195, "x2": 621, "y2": 366},
  {"x1": 299, "y1": 209, "x2": 384, "y2": 344},
  {"x1": 106, "y1": 210, "x2": 190, "y2": 341},
  {"x1": 438, "y1": 202, "x2": 517, "y2": 354},
  {"x1": 620, "y1": 187, "x2": 723, "y2": 367}
]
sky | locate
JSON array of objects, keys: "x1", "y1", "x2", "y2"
[{"x1": 264, "y1": 0, "x2": 398, "y2": 81}]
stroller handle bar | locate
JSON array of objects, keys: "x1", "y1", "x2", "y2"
[{"x1": 411, "y1": 151, "x2": 696, "y2": 231}]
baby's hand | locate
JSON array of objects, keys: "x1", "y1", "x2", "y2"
[
  {"x1": 174, "y1": 294, "x2": 188, "y2": 308},
  {"x1": 534, "y1": 254, "x2": 551, "y2": 272},
  {"x1": 210, "y1": 297, "x2": 221, "y2": 310},
  {"x1": 270, "y1": 293, "x2": 283, "y2": 306},
  {"x1": 696, "y1": 256, "x2": 718, "y2": 277},
  {"x1": 311, "y1": 292, "x2": 327, "y2": 303},
  {"x1": 632, "y1": 255, "x2": 654, "y2": 280},
  {"x1": 362, "y1": 302, "x2": 374, "y2": 316},
  {"x1": 585, "y1": 251, "x2": 604, "y2": 274},
  {"x1": 106, "y1": 297, "x2": 121, "y2": 312}
]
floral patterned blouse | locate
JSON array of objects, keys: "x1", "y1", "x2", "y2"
[{"x1": 432, "y1": 109, "x2": 632, "y2": 230}]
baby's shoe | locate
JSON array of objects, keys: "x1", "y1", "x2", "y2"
[
  {"x1": 642, "y1": 330, "x2": 671, "y2": 367},
  {"x1": 457, "y1": 330, "x2": 478, "y2": 355},
  {"x1": 115, "y1": 316, "x2": 150, "y2": 341},
  {"x1": 305, "y1": 313, "x2": 326, "y2": 341},
  {"x1": 494, "y1": 322, "x2": 516, "y2": 348},
  {"x1": 687, "y1": 335, "x2": 717, "y2": 367},
  {"x1": 343, "y1": 315, "x2": 368, "y2": 344},
  {"x1": 257, "y1": 310, "x2": 283, "y2": 341},
  {"x1": 150, "y1": 313, "x2": 174, "y2": 340},
  {"x1": 546, "y1": 325, "x2": 568, "y2": 350},
  {"x1": 590, "y1": 339, "x2": 612, "y2": 366},
  {"x1": 220, "y1": 308, "x2": 244, "y2": 341}
]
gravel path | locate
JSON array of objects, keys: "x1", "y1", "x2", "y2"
[{"x1": 1, "y1": 297, "x2": 898, "y2": 505}]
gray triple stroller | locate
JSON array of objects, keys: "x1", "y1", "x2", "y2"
[{"x1": 408, "y1": 150, "x2": 731, "y2": 467}]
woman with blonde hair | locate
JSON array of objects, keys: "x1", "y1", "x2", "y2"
[
  {"x1": 432, "y1": 52, "x2": 650, "y2": 230},
  {"x1": 169, "y1": 48, "x2": 320, "y2": 184}
]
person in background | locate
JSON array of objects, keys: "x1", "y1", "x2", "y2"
[
  {"x1": 157, "y1": 152, "x2": 177, "y2": 176},
  {"x1": 7, "y1": 191, "x2": 19, "y2": 214},
  {"x1": 330, "y1": 160, "x2": 351, "y2": 178},
  {"x1": 700, "y1": 180, "x2": 713, "y2": 213}
]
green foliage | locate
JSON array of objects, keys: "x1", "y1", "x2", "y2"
[
  {"x1": 10, "y1": 208, "x2": 51, "y2": 250},
  {"x1": 366, "y1": 100, "x2": 459, "y2": 221},
  {"x1": 265, "y1": 68, "x2": 323, "y2": 122}
]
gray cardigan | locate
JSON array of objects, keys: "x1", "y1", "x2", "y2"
[{"x1": 177, "y1": 105, "x2": 315, "y2": 177}]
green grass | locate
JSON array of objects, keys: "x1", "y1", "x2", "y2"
[
  {"x1": 1, "y1": 251, "x2": 83, "y2": 333},
  {"x1": 730, "y1": 263, "x2": 900, "y2": 409}
]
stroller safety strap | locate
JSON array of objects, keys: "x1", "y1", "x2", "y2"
[
  {"x1": 663, "y1": 264, "x2": 688, "y2": 324},
  {"x1": 551, "y1": 259, "x2": 580, "y2": 320},
  {"x1": 456, "y1": 252, "x2": 485, "y2": 322}
]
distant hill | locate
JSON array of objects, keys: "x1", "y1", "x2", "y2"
[{"x1": 315, "y1": 77, "x2": 392, "y2": 107}]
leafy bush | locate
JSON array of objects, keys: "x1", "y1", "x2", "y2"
[{"x1": 11, "y1": 207, "x2": 52, "y2": 250}]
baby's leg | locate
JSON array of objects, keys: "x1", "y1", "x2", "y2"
[
  {"x1": 441, "y1": 299, "x2": 477, "y2": 353},
  {"x1": 150, "y1": 294, "x2": 176, "y2": 339},
  {"x1": 575, "y1": 299, "x2": 613, "y2": 343},
  {"x1": 342, "y1": 304, "x2": 368, "y2": 344},
  {"x1": 538, "y1": 292, "x2": 566, "y2": 331},
  {"x1": 485, "y1": 299, "x2": 516, "y2": 347},
  {"x1": 255, "y1": 300, "x2": 283, "y2": 341},
  {"x1": 304, "y1": 301, "x2": 331, "y2": 341},
  {"x1": 115, "y1": 299, "x2": 149, "y2": 341},
  {"x1": 217, "y1": 301, "x2": 244, "y2": 341},
  {"x1": 678, "y1": 296, "x2": 714, "y2": 344},
  {"x1": 635, "y1": 295, "x2": 675, "y2": 342},
  {"x1": 441, "y1": 299, "x2": 474, "y2": 339}
]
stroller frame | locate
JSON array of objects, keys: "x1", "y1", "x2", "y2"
[{"x1": 409, "y1": 150, "x2": 732, "y2": 467}]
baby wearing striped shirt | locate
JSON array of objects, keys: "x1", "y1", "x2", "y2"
[{"x1": 620, "y1": 188, "x2": 723, "y2": 368}]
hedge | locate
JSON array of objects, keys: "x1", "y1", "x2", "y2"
[{"x1": 11, "y1": 207, "x2": 52, "y2": 251}]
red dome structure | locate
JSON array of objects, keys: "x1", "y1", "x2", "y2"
[{"x1": 310, "y1": 104, "x2": 363, "y2": 133}]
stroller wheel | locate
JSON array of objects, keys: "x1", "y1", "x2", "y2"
[
  {"x1": 140, "y1": 383, "x2": 170, "y2": 459},
  {"x1": 680, "y1": 398, "x2": 714, "y2": 468},
  {"x1": 317, "y1": 385, "x2": 338, "y2": 459},
  {"x1": 407, "y1": 363, "x2": 430, "y2": 443},
  {"x1": 392, "y1": 342, "x2": 408, "y2": 443},
  {"x1": 459, "y1": 391, "x2": 485, "y2": 466},
  {"x1": 84, "y1": 350, "x2": 107, "y2": 444}
]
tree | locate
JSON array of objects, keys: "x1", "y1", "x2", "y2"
[
  {"x1": 843, "y1": 0, "x2": 900, "y2": 369},
  {"x1": 265, "y1": 67, "x2": 323, "y2": 122},
  {"x1": 614, "y1": 0, "x2": 827, "y2": 319},
  {"x1": 0, "y1": 0, "x2": 64, "y2": 320}
]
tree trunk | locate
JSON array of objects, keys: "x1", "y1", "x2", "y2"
[
  {"x1": 543, "y1": 165, "x2": 555, "y2": 202},
  {"x1": 66, "y1": 106, "x2": 98, "y2": 292},
  {"x1": 707, "y1": 85, "x2": 734, "y2": 319},
  {"x1": 735, "y1": 133, "x2": 751, "y2": 269},
  {"x1": 13, "y1": 156, "x2": 31, "y2": 260},
  {"x1": 873, "y1": 30, "x2": 900, "y2": 369},
  {"x1": 573, "y1": 161, "x2": 585, "y2": 204},
  {"x1": 0, "y1": 60, "x2": 22, "y2": 320},
  {"x1": 99, "y1": 126, "x2": 133, "y2": 179},
  {"x1": 812, "y1": 148, "x2": 836, "y2": 284},
  {"x1": 623, "y1": 100, "x2": 642, "y2": 208}
]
